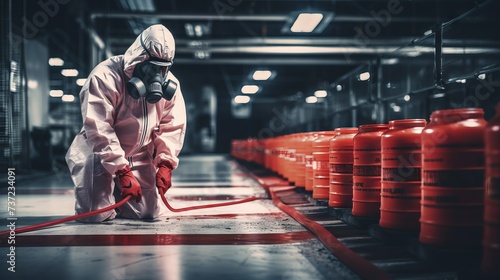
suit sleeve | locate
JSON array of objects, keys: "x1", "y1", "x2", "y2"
[{"x1": 81, "y1": 72, "x2": 129, "y2": 174}]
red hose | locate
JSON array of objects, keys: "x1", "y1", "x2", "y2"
[
  {"x1": 0, "y1": 188, "x2": 260, "y2": 236},
  {"x1": 159, "y1": 189, "x2": 259, "y2": 212},
  {"x1": 0, "y1": 195, "x2": 132, "y2": 237},
  {"x1": 268, "y1": 187, "x2": 391, "y2": 280}
]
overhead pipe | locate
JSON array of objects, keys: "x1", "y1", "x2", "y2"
[
  {"x1": 90, "y1": 12, "x2": 436, "y2": 23},
  {"x1": 173, "y1": 58, "x2": 367, "y2": 65},
  {"x1": 108, "y1": 37, "x2": 423, "y2": 47}
]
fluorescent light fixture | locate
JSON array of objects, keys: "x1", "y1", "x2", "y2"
[
  {"x1": 28, "y1": 80, "x2": 38, "y2": 89},
  {"x1": 76, "y1": 78, "x2": 87, "y2": 86},
  {"x1": 49, "y1": 90, "x2": 64, "y2": 97},
  {"x1": 358, "y1": 72, "x2": 370, "y2": 81},
  {"x1": 291, "y1": 13, "x2": 324, "y2": 33},
  {"x1": 393, "y1": 105, "x2": 401, "y2": 112},
  {"x1": 404, "y1": 95, "x2": 411, "y2": 102},
  {"x1": 382, "y1": 58, "x2": 399, "y2": 65},
  {"x1": 252, "y1": 70, "x2": 273, "y2": 81},
  {"x1": 194, "y1": 25, "x2": 203, "y2": 37},
  {"x1": 336, "y1": 84, "x2": 343, "y2": 91},
  {"x1": 61, "y1": 69, "x2": 79, "y2": 77},
  {"x1": 456, "y1": 79, "x2": 466, "y2": 84},
  {"x1": 406, "y1": 51, "x2": 422, "y2": 57},
  {"x1": 241, "y1": 85, "x2": 259, "y2": 94},
  {"x1": 477, "y1": 73, "x2": 486, "y2": 80},
  {"x1": 305, "y1": 96, "x2": 318, "y2": 103},
  {"x1": 185, "y1": 23, "x2": 194, "y2": 37},
  {"x1": 432, "y1": 93, "x2": 445, "y2": 98},
  {"x1": 48, "y1": 57, "x2": 64, "y2": 66},
  {"x1": 424, "y1": 29, "x2": 433, "y2": 36},
  {"x1": 314, "y1": 90, "x2": 327, "y2": 98},
  {"x1": 62, "y1": 94, "x2": 75, "y2": 102},
  {"x1": 234, "y1": 95, "x2": 251, "y2": 104},
  {"x1": 194, "y1": 50, "x2": 211, "y2": 59}
]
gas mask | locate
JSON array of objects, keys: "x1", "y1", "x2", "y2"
[{"x1": 126, "y1": 33, "x2": 178, "y2": 103}]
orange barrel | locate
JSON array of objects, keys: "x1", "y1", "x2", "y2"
[
  {"x1": 295, "y1": 132, "x2": 311, "y2": 189},
  {"x1": 268, "y1": 137, "x2": 275, "y2": 171},
  {"x1": 379, "y1": 119, "x2": 426, "y2": 230},
  {"x1": 283, "y1": 134, "x2": 295, "y2": 181},
  {"x1": 313, "y1": 130, "x2": 339, "y2": 200},
  {"x1": 288, "y1": 133, "x2": 300, "y2": 186},
  {"x1": 277, "y1": 135, "x2": 287, "y2": 178},
  {"x1": 329, "y1": 128, "x2": 359, "y2": 208},
  {"x1": 281, "y1": 135, "x2": 290, "y2": 180},
  {"x1": 482, "y1": 103, "x2": 500, "y2": 279},
  {"x1": 271, "y1": 137, "x2": 280, "y2": 173},
  {"x1": 420, "y1": 108, "x2": 487, "y2": 246},
  {"x1": 264, "y1": 138, "x2": 271, "y2": 169},
  {"x1": 247, "y1": 138, "x2": 255, "y2": 162},
  {"x1": 255, "y1": 138, "x2": 265, "y2": 166},
  {"x1": 305, "y1": 132, "x2": 320, "y2": 192},
  {"x1": 352, "y1": 124, "x2": 389, "y2": 217}
]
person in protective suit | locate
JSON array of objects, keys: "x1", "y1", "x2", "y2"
[{"x1": 65, "y1": 24, "x2": 186, "y2": 222}]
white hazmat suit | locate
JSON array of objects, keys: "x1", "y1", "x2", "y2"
[{"x1": 66, "y1": 25, "x2": 186, "y2": 222}]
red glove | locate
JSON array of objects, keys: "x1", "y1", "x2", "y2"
[
  {"x1": 115, "y1": 166, "x2": 142, "y2": 203},
  {"x1": 156, "y1": 162, "x2": 173, "y2": 195}
]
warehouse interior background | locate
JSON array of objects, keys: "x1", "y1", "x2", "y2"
[{"x1": 1, "y1": 0, "x2": 499, "y2": 172}]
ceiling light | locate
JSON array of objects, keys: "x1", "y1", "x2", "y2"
[
  {"x1": 28, "y1": 80, "x2": 38, "y2": 89},
  {"x1": 49, "y1": 90, "x2": 64, "y2": 97},
  {"x1": 432, "y1": 93, "x2": 445, "y2": 98},
  {"x1": 234, "y1": 95, "x2": 251, "y2": 104},
  {"x1": 314, "y1": 90, "x2": 327, "y2": 98},
  {"x1": 252, "y1": 70, "x2": 273, "y2": 81},
  {"x1": 291, "y1": 13, "x2": 324, "y2": 33},
  {"x1": 305, "y1": 96, "x2": 318, "y2": 103},
  {"x1": 194, "y1": 25, "x2": 203, "y2": 37},
  {"x1": 393, "y1": 105, "x2": 401, "y2": 112},
  {"x1": 424, "y1": 29, "x2": 433, "y2": 36},
  {"x1": 241, "y1": 85, "x2": 259, "y2": 94},
  {"x1": 477, "y1": 73, "x2": 486, "y2": 80},
  {"x1": 61, "y1": 69, "x2": 79, "y2": 77},
  {"x1": 456, "y1": 79, "x2": 466, "y2": 84},
  {"x1": 184, "y1": 23, "x2": 194, "y2": 37},
  {"x1": 336, "y1": 85, "x2": 343, "y2": 91},
  {"x1": 62, "y1": 94, "x2": 75, "y2": 102},
  {"x1": 48, "y1": 58, "x2": 64, "y2": 66},
  {"x1": 76, "y1": 78, "x2": 87, "y2": 86},
  {"x1": 194, "y1": 50, "x2": 211, "y2": 59},
  {"x1": 358, "y1": 72, "x2": 370, "y2": 81},
  {"x1": 382, "y1": 58, "x2": 399, "y2": 65},
  {"x1": 404, "y1": 95, "x2": 410, "y2": 101}
]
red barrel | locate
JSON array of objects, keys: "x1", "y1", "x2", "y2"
[
  {"x1": 313, "y1": 131, "x2": 338, "y2": 200},
  {"x1": 283, "y1": 134, "x2": 297, "y2": 184},
  {"x1": 329, "y1": 128, "x2": 358, "y2": 208},
  {"x1": 295, "y1": 132, "x2": 312, "y2": 189},
  {"x1": 482, "y1": 103, "x2": 500, "y2": 279},
  {"x1": 380, "y1": 119, "x2": 426, "y2": 230},
  {"x1": 420, "y1": 108, "x2": 487, "y2": 246},
  {"x1": 352, "y1": 124, "x2": 389, "y2": 217},
  {"x1": 305, "y1": 133, "x2": 320, "y2": 192}
]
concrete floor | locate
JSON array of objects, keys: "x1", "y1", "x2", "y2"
[{"x1": 0, "y1": 155, "x2": 358, "y2": 280}]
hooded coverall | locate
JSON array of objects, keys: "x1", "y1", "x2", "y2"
[{"x1": 65, "y1": 25, "x2": 186, "y2": 222}]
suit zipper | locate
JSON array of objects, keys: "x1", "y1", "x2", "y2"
[{"x1": 128, "y1": 99, "x2": 149, "y2": 167}]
